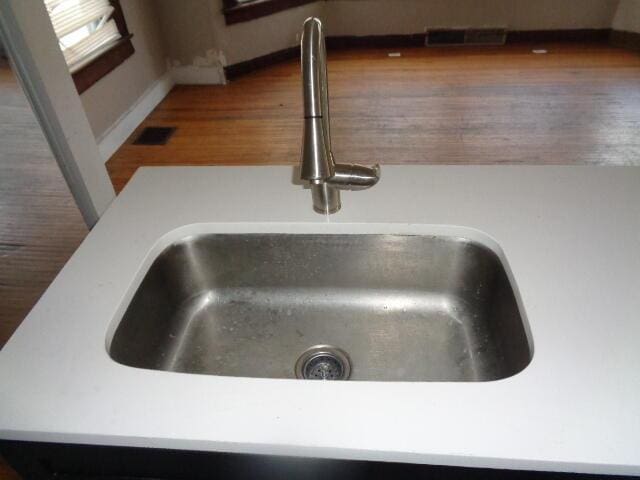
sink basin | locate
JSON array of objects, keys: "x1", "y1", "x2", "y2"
[{"x1": 109, "y1": 234, "x2": 531, "y2": 381}]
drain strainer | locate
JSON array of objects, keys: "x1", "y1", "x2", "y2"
[{"x1": 295, "y1": 345, "x2": 351, "y2": 380}]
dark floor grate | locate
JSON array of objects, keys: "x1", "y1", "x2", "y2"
[
  {"x1": 133, "y1": 127, "x2": 176, "y2": 146},
  {"x1": 426, "y1": 30, "x2": 466, "y2": 46},
  {"x1": 465, "y1": 29, "x2": 507, "y2": 46}
]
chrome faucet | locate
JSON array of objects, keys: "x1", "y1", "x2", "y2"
[{"x1": 300, "y1": 17, "x2": 380, "y2": 215}]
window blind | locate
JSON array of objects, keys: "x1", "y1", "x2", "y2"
[{"x1": 44, "y1": 0, "x2": 122, "y2": 73}]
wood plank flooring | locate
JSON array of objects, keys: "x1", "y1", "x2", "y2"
[
  {"x1": 0, "y1": 59, "x2": 87, "y2": 479},
  {"x1": 108, "y1": 42, "x2": 640, "y2": 192},
  {"x1": 0, "y1": 60, "x2": 87, "y2": 349}
]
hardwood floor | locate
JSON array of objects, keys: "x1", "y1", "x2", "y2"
[
  {"x1": 0, "y1": 59, "x2": 87, "y2": 480},
  {"x1": 0, "y1": 60, "x2": 87, "y2": 348},
  {"x1": 108, "y1": 42, "x2": 640, "y2": 192}
]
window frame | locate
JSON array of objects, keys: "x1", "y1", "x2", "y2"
[
  {"x1": 223, "y1": 0, "x2": 317, "y2": 25},
  {"x1": 70, "y1": 0, "x2": 134, "y2": 94}
]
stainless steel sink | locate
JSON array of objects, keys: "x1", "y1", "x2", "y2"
[{"x1": 109, "y1": 234, "x2": 531, "y2": 381}]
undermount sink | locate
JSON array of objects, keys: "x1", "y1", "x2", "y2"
[{"x1": 109, "y1": 234, "x2": 532, "y2": 382}]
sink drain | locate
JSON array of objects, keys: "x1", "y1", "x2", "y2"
[{"x1": 295, "y1": 345, "x2": 351, "y2": 380}]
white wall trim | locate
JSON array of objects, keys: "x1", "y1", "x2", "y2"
[
  {"x1": 1, "y1": 0, "x2": 115, "y2": 225},
  {"x1": 97, "y1": 65, "x2": 226, "y2": 163},
  {"x1": 97, "y1": 70, "x2": 175, "y2": 163}
]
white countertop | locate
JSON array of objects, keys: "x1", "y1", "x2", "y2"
[{"x1": 1, "y1": 166, "x2": 639, "y2": 476}]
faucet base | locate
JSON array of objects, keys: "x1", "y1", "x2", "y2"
[{"x1": 311, "y1": 183, "x2": 341, "y2": 215}]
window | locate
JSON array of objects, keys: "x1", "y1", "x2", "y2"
[
  {"x1": 44, "y1": 0, "x2": 134, "y2": 93},
  {"x1": 223, "y1": 0, "x2": 317, "y2": 25}
]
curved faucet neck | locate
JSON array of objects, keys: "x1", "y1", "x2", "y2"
[
  {"x1": 301, "y1": 17, "x2": 334, "y2": 182},
  {"x1": 299, "y1": 17, "x2": 380, "y2": 215}
]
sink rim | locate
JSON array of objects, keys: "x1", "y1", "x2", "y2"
[{"x1": 104, "y1": 222, "x2": 535, "y2": 383}]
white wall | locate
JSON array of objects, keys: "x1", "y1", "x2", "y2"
[
  {"x1": 613, "y1": 0, "x2": 640, "y2": 32},
  {"x1": 155, "y1": 0, "x2": 225, "y2": 84},
  {"x1": 157, "y1": 0, "x2": 323, "y2": 70},
  {"x1": 212, "y1": 0, "x2": 324, "y2": 65},
  {"x1": 80, "y1": 0, "x2": 168, "y2": 140},
  {"x1": 156, "y1": 0, "x2": 621, "y2": 73},
  {"x1": 324, "y1": 0, "x2": 620, "y2": 36}
]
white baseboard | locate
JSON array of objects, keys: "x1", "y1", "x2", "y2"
[
  {"x1": 97, "y1": 65, "x2": 226, "y2": 164},
  {"x1": 171, "y1": 65, "x2": 225, "y2": 85},
  {"x1": 97, "y1": 70, "x2": 175, "y2": 163}
]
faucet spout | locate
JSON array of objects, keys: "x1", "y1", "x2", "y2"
[{"x1": 300, "y1": 17, "x2": 380, "y2": 215}]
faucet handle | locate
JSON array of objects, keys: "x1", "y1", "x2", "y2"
[{"x1": 330, "y1": 163, "x2": 381, "y2": 190}]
